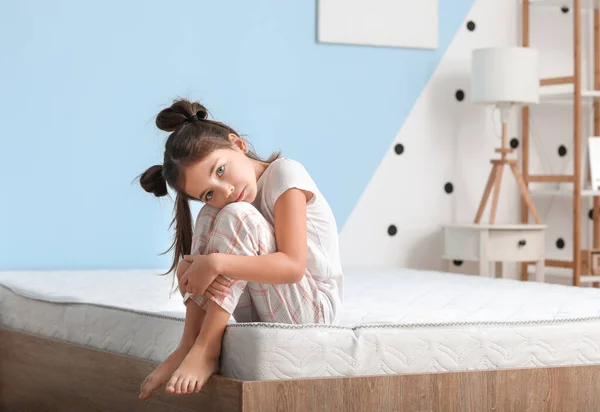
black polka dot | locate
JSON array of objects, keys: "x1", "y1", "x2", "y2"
[
  {"x1": 444, "y1": 182, "x2": 454, "y2": 194},
  {"x1": 388, "y1": 225, "x2": 397, "y2": 236},
  {"x1": 510, "y1": 138, "x2": 519, "y2": 149},
  {"x1": 561, "y1": 6, "x2": 569, "y2": 13},
  {"x1": 452, "y1": 260, "x2": 464, "y2": 266},
  {"x1": 394, "y1": 143, "x2": 404, "y2": 155},
  {"x1": 590, "y1": 208, "x2": 594, "y2": 220},
  {"x1": 455, "y1": 90, "x2": 465, "y2": 102},
  {"x1": 558, "y1": 145, "x2": 567, "y2": 157},
  {"x1": 466, "y1": 21, "x2": 476, "y2": 31},
  {"x1": 556, "y1": 238, "x2": 565, "y2": 249}
]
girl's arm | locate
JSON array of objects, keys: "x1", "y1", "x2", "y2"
[{"x1": 213, "y1": 188, "x2": 310, "y2": 284}]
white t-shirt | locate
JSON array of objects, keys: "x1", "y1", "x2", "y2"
[{"x1": 252, "y1": 157, "x2": 343, "y2": 322}]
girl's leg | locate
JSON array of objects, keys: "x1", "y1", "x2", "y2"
[
  {"x1": 139, "y1": 287, "x2": 205, "y2": 400},
  {"x1": 165, "y1": 202, "x2": 328, "y2": 395},
  {"x1": 139, "y1": 205, "x2": 219, "y2": 400},
  {"x1": 165, "y1": 300, "x2": 229, "y2": 394},
  {"x1": 188, "y1": 202, "x2": 328, "y2": 324}
]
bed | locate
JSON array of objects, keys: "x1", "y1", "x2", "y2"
[{"x1": 2, "y1": 267, "x2": 600, "y2": 411}]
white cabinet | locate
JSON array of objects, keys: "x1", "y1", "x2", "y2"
[{"x1": 443, "y1": 224, "x2": 546, "y2": 281}]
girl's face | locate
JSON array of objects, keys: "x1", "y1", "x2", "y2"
[{"x1": 182, "y1": 135, "x2": 265, "y2": 209}]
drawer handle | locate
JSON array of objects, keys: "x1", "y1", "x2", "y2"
[{"x1": 518, "y1": 239, "x2": 527, "y2": 247}]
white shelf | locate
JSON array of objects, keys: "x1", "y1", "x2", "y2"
[
  {"x1": 529, "y1": 0, "x2": 599, "y2": 9},
  {"x1": 539, "y1": 88, "x2": 600, "y2": 103},
  {"x1": 530, "y1": 188, "x2": 600, "y2": 196},
  {"x1": 527, "y1": 267, "x2": 600, "y2": 283}
]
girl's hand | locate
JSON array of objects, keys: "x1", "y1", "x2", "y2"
[
  {"x1": 205, "y1": 275, "x2": 232, "y2": 301},
  {"x1": 180, "y1": 253, "x2": 231, "y2": 299}
]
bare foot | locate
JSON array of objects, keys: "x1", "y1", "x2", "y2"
[
  {"x1": 139, "y1": 345, "x2": 191, "y2": 400},
  {"x1": 165, "y1": 345, "x2": 220, "y2": 395}
]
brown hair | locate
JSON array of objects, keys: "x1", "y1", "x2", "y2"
[{"x1": 137, "y1": 98, "x2": 280, "y2": 276}]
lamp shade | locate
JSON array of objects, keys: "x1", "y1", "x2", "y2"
[{"x1": 471, "y1": 47, "x2": 539, "y2": 105}]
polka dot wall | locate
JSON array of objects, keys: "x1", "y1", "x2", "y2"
[
  {"x1": 448, "y1": 3, "x2": 595, "y2": 273},
  {"x1": 340, "y1": 0, "x2": 597, "y2": 279}
]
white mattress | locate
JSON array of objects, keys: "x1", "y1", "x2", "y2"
[
  {"x1": 0, "y1": 270, "x2": 187, "y2": 364},
  {"x1": 2, "y1": 268, "x2": 600, "y2": 381}
]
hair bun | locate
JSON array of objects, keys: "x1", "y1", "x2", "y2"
[
  {"x1": 195, "y1": 108, "x2": 207, "y2": 120},
  {"x1": 187, "y1": 108, "x2": 208, "y2": 123},
  {"x1": 139, "y1": 165, "x2": 168, "y2": 197},
  {"x1": 155, "y1": 99, "x2": 209, "y2": 132}
]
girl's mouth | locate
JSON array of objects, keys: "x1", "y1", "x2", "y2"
[{"x1": 236, "y1": 188, "x2": 245, "y2": 202}]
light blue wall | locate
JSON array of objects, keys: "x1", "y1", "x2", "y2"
[{"x1": 0, "y1": 0, "x2": 475, "y2": 270}]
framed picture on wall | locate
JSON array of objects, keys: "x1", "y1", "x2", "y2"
[
  {"x1": 589, "y1": 137, "x2": 600, "y2": 191},
  {"x1": 317, "y1": 0, "x2": 438, "y2": 50}
]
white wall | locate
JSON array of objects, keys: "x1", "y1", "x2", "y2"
[{"x1": 340, "y1": 0, "x2": 595, "y2": 282}]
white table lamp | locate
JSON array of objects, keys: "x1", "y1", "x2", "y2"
[{"x1": 470, "y1": 47, "x2": 542, "y2": 224}]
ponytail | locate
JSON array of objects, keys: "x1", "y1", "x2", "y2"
[
  {"x1": 136, "y1": 164, "x2": 192, "y2": 276},
  {"x1": 162, "y1": 192, "x2": 193, "y2": 276}
]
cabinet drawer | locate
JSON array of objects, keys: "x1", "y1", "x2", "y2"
[{"x1": 487, "y1": 230, "x2": 544, "y2": 261}]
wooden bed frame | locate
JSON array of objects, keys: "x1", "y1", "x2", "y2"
[{"x1": 2, "y1": 327, "x2": 600, "y2": 411}]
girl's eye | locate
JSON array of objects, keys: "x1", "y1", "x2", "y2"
[
  {"x1": 205, "y1": 191, "x2": 214, "y2": 202},
  {"x1": 217, "y1": 165, "x2": 225, "y2": 177}
]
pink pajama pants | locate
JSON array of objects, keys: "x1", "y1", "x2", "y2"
[{"x1": 183, "y1": 202, "x2": 328, "y2": 324}]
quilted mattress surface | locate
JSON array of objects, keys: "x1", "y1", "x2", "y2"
[
  {"x1": 2, "y1": 268, "x2": 600, "y2": 381},
  {"x1": 0, "y1": 270, "x2": 187, "y2": 364}
]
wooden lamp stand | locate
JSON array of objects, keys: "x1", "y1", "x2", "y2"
[{"x1": 474, "y1": 106, "x2": 541, "y2": 224}]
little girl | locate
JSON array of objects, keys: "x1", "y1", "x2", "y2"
[{"x1": 137, "y1": 99, "x2": 343, "y2": 400}]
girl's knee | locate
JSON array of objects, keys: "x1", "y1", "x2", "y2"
[
  {"x1": 197, "y1": 204, "x2": 220, "y2": 218},
  {"x1": 215, "y1": 202, "x2": 263, "y2": 224},
  {"x1": 220, "y1": 201, "x2": 260, "y2": 215},
  {"x1": 209, "y1": 202, "x2": 275, "y2": 255},
  {"x1": 194, "y1": 204, "x2": 220, "y2": 231}
]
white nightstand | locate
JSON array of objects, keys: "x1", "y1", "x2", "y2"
[{"x1": 442, "y1": 224, "x2": 546, "y2": 281}]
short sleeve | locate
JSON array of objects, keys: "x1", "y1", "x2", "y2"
[{"x1": 266, "y1": 158, "x2": 319, "y2": 208}]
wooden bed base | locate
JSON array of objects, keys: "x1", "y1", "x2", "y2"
[{"x1": 2, "y1": 327, "x2": 600, "y2": 412}]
